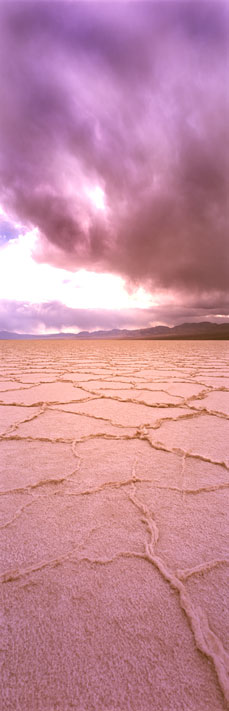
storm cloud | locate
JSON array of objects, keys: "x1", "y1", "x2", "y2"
[
  {"x1": 0, "y1": 298, "x2": 228, "y2": 336},
  {"x1": 0, "y1": 2, "x2": 228, "y2": 307}
]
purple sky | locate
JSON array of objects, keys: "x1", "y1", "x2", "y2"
[{"x1": 0, "y1": 2, "x2": 228, "y2": 333}]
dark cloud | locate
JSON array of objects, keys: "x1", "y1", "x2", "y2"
[
  {"x1": 0, "y1": 2, "x2": 228, "y2": 307},
  {"x1": 0, "y1": 299, "x2": 228, "y2": 336}
]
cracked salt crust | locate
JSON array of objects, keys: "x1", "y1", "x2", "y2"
[{"x1": 0, "y1": 339, "x2": 228, "y2": 711}]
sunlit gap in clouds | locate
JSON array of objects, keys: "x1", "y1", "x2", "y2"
[
  {"x1": 86, "y1": 185, "x2": 106, "y2": 212},
  {"x1": 0, "y1": 227, "x2": 158, "y2": 312}
]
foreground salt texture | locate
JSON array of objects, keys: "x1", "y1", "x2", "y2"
[{"x1": 0, "y1": 340, "x2": 228, "y2": 711}]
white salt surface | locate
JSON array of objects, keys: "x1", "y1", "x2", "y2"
[{"x1": 0, "y1": 339, "x2": 228, "y2": 711}]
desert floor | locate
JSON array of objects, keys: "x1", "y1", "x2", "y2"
[{"x1": 0, "y1": 339, "x2": 228, "y2": 711}]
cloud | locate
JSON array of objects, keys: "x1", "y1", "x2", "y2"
[
  {"x1": 0, "y1": 299, "x2": 228, "y2": 336},
  {"x1": 0, "y1": 2, "x2": 228, "y2": 305}
]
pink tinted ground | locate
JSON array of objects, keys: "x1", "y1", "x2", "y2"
[{"x1": 0, "y1": 339, "x2": 228, "y2": 711}]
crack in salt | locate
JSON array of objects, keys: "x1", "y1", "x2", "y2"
[{"x1": 128, "y1": 485, "x2": 229, "y2": 704}]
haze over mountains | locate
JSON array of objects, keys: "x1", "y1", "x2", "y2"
[{"x1": 1, "y1": 322, "x2": 229, "y2": 340}]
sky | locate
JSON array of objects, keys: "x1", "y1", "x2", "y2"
[{"x1": 0, "y1": 1, "x2": 228, "y2": 334}]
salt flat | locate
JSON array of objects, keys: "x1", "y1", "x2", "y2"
[{"x1": 0, "y1": 339, "x2": 228, "y2": 711}]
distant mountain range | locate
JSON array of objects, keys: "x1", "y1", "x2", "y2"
[{"x1": 0, "y1": 322, "x2": 229, "y2": 340}]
